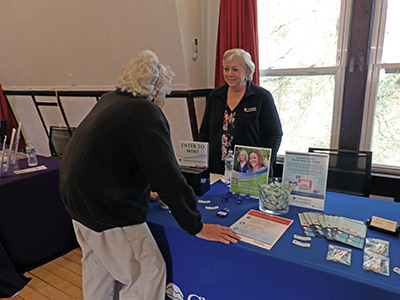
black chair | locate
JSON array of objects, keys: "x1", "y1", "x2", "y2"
[
  {"x1": 49, "y1": 126, "x2": 76, "y2": 156},
  {"x1": 308, "y1": 148, "x2": 372, "y2": 197}
]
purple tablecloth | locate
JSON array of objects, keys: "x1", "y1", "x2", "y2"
[{"x1": 0, "y1": 156, "x2": 77, "y2": 297}]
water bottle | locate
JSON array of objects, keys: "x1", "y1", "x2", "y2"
[
  {"x1": 26, "y1": 141, "x2": 38, "y2": 166},
  {"x1": 222, "y1": 150, "x2": 234, "y2": 184}
]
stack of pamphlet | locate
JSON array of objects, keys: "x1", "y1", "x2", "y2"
[{"x1": 298, "y1": 212, "x2": 367, "y2": 249}]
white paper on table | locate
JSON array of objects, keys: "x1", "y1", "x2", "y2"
[{"x1": 230, "y1": 209, "x2": 293, "y2": 250}]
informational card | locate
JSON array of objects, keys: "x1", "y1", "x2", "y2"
[
  {"x1": 334, "y1": 217, "x2": 366, "y2": 249},
  {"x1": 298, "y1": 212, "x2": 367, "y2": 249},
  {"x1": 230, "y1": 145, "x2": 271, "y2": 198},
  {"x1": 369, "y1": 216, "x2": 398, "y2": 233},
  {"x1": 230, "y1": 209, "x2": 293, "y2": 250},
  {"x1": 177, "y1": 141, "x2": 208, "y2": 167},
  {"x1": 282, "y1": 151, "x2": 329, "y2": 211}
]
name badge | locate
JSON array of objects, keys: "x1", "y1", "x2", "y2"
[{"x1": 244, "y1": 107, "x2": 257, "y2": 112}]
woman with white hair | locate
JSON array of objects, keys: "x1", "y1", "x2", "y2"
[
  {"x1": 199, "y1": 48, "x2": 283, "y2": 176},
  {"x1": 60, "y1": 50, "x2": 240, "y2": 300},
  {"x1": 234, "y1": 149, "x2": 249, "y2": 172}
]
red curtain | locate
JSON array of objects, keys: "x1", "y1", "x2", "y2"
[
  {"x1": 0, "y1": 83, "x2": 25, "y2": 149},
  {"x1": 215, "y1": 0, "x2": 260, "y2": 88}
]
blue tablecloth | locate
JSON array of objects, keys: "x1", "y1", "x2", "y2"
[
  {"x1": 147, "y1": 180, "x2": 400, "y2": 300},
  {"x1": 0, "y1": 156, "x2": 77, "y2": 297}
]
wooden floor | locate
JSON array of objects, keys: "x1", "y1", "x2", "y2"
[{"x1": 2, "y1": 248, "x2": 83, "y2": 300}]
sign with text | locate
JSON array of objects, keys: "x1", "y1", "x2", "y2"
[
  {"x1": 177, "y1": 141, "x2": 208, "y2": 167},
  {"x1": 282, "y1": 151, "x2": 329, "y2": 211}
]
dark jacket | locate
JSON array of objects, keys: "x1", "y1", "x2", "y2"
[
  {"x1": 234, "y1": 161, "x2": 250, "y2": 173},
  {"x1": 199, "y1": 82, "x2": 283, "y2": 174},
  {"x1": 60, "y1": 90, "x2": 203, "y2": 235}
]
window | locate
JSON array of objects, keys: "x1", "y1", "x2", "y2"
[
  {"x1": 258, "y1": 0, "x2": 400, "y2": 173},
  {"x1": 257, "y1": 0, "x2": 350, "y2": 155},
  {"x1": 362, "y1": 0, "x2": 400, "y2": 171}
]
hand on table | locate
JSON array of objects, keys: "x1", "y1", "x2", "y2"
[{"x1": 196, "y1": 224, "x2": 240, "y2": 245}]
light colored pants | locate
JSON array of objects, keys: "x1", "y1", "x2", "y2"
[{"x1": 73, "y1": 220, "x2": 166, "y2": 300}]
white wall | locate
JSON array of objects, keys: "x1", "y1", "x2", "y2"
[
  {"x1": 0, "y1": 0, "x2": 220, "y2": 155},
  {"x1": 175, "y1": 0, "x2": 220, "y2": 88}
]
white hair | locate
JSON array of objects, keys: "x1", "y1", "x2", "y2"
[
  {"x1": 155, "y1": 63, "x2": 175, "y2": 98},
  {"x1": 222, "y1": 48, "x2": 255, "y2": 81},
  {"x1": 116, "y1": 50, "x2": 174, "y2": 100},
  {"x1": 239, "y1": 149, "x2": 248, "y2": 160}
]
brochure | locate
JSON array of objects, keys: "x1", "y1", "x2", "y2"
[
  {"x1": 298, "y1": 212, "x2": 366, "y2": 249},
  {"x1": 230, "y1": 209, "x2": 293, "y2": 250},
  {"x1": 230, "y1": 145, "x2": 271, "y2": 198},
  {"x1": 282, "y1": 151, "x2": 329, "y2": 211}
]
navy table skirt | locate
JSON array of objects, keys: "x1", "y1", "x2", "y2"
[{"x1": 0, "y1": 156, "x2": 77, "y2": 297}]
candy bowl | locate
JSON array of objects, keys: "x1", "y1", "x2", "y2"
[{"x1": 258, "y1": 180, "x2": 290, "y2": 215}]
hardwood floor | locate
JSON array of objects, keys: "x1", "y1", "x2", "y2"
[{"x1": 2, "y1": 248, "x2": 83, "y2": 300}]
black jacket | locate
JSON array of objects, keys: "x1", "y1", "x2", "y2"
[
  {"x1": 60, "y1": 90, "x2": 203, "y2": 235},
  {"x1": 199, "y1": 82, "x2": 283, "y2": 174}
]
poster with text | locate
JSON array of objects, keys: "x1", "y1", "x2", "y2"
[
  {"x1": 230, "y1": 145, "x2": 271, "y2": 198},
  {"x1": 282, "y1": 151, "x2": 329, "y2": 211}
]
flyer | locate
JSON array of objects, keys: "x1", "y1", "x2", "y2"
[
  {"x1": 282, "y1": 151, "x2": 329, "y2": 211},
  {"x1": 230, "y1": 145, "x2": 271, "y2": 198},
  {"x1": 230, "y1": 209, "x2": 293, "y2": 250}
]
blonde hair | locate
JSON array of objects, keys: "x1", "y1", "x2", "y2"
[
  {"x1": 239, "y1": 150, "x2": 248, "y2": 160},
  {"x1": 116, "y1": 50, "x2": 174, "y2": 100},
  {"x1": 222, "y1": 48, "x2": 255, "y2": 81}
]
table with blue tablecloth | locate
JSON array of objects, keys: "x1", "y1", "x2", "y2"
[
  {"x1": 147, "y1": 180, "x2": 400, "y2": 300},
  {"x1": 0, "y1": 156, "x2": 77, "y2": 297}
]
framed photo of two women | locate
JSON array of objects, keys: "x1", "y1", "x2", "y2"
[{"x1": 230, "y1": 145, "x2": 271, "y2": 198}]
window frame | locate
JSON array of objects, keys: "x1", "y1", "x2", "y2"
[
  {"x1": 258, "y1": 0, "x2": 352, "y2": 156},
  {"x1": 361, "y1": 0, "x2": 400, "y2": 174}
]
